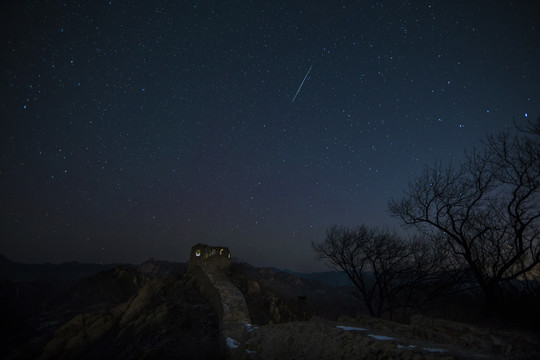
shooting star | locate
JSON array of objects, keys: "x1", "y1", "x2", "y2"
[{"x1": 292, "y1": 62, "x2": 314, "y2": 103}]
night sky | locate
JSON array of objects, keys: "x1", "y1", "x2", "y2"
[{"x1": 2, "y1": 0, "x2": 539, "y2": 272}]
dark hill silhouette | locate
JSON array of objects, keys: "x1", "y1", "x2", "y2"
[
  {"x1": 276, "y1": 268, "x2": 353, "y2": 287},
  {"x1": 0, "y1": 254, "x2": 128, "y2": 281}
]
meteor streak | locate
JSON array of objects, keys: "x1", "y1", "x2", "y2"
[{"x1": 292, "y1": 62, "x2": 313, "y2": 103}]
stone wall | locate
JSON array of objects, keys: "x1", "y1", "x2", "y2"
[{"x1": 188, "y1": 244, "x2": 251, "y2": 356}]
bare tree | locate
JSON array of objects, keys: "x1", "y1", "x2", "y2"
[
  {"x1": 514, "y1": 116, "x2": 540, "y2": 136},
  {"x1": 389, "y1": 127, "x2": 540, "y2": 311},
  {"x1": 312, "y1": 225, "x2": 455, "y2": 319}
]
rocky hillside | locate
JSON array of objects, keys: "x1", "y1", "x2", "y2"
[
  {"x1": 237, "y1": 315, "x2": 540, "y2": 360},
  {"x1": 1, "y1": 265, "x2": 145, "y2": 359},
  {"x1": 229, "y1": 262, "x2": 360, "y2": 323},
  {"x1": 0, "y1": 258, "x2": 217, "y2": 360},
  {"x1": 39, "y1": 275, "x2": 220, "y2": 360},
  {"x1": 1, "y1": 258, "x2": 539, "y2": 360}
]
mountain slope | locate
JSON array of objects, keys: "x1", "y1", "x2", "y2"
[{"x1": 39, "y1": 275, "x2": 220, "y2": 360}]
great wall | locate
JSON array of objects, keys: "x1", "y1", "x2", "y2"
[{"x1": 188, "y1": 243, "x2": 251, "y2": 356}]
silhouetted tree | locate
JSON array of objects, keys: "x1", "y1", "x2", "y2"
[
  {"x1": 389, "y1": 121, "x2": 540, "y2": 312},
  {"x1": 312, "y1": 225, "x2": 455, "y2": 319}
]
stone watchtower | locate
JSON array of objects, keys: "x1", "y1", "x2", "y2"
[
  {"x1": 188, "y1": 243, "x2": 231, "y2": 272},
  {"x1": 188, "y1": 243, "x2": 251, "y2": 356}
]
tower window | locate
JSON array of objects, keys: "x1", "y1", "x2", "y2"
[{"x1": 195, "y1": 249, "x2": 201, "y2": 257}]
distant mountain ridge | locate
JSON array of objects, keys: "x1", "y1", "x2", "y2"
[
  {"x1": 0, "y1": 254, "x2": 132, "y2": 281},
  {"x1": 0, "y1": 255, "x2": 353, "y2": 285},
  {"x1": 276, "y1": 268, "x2": 353, "y2": 287}
]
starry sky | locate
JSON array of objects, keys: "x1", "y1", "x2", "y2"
[{"x1": 1, "y1": 0, "x2": 539, "y2": 272}]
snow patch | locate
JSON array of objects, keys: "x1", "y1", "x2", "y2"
[
  {"x1": 226, "y1": 337, "x2": 240, "y2": 349},
  {"x1": 246, "y1": 349, "x2": 257, "y2": 354},
  {"x1": 368, "y1": 334, "x2": 394, "y2": 341},
  {"x1": 245, "y1": 323, "x2": 259, "y2": 332},
  {"x1": 397, "y1": 344, "x2": 416, "y2": 349},
  {"x1": 336, "y1": 325, "x2": 368, "y2": 331},
  {"x1": 423, "y1": 347, "x2": 446, "y2": 353}
]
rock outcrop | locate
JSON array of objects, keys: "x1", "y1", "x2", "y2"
[{"x1": 37, "y1": 275, "x2": 221, "y2": 360}]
